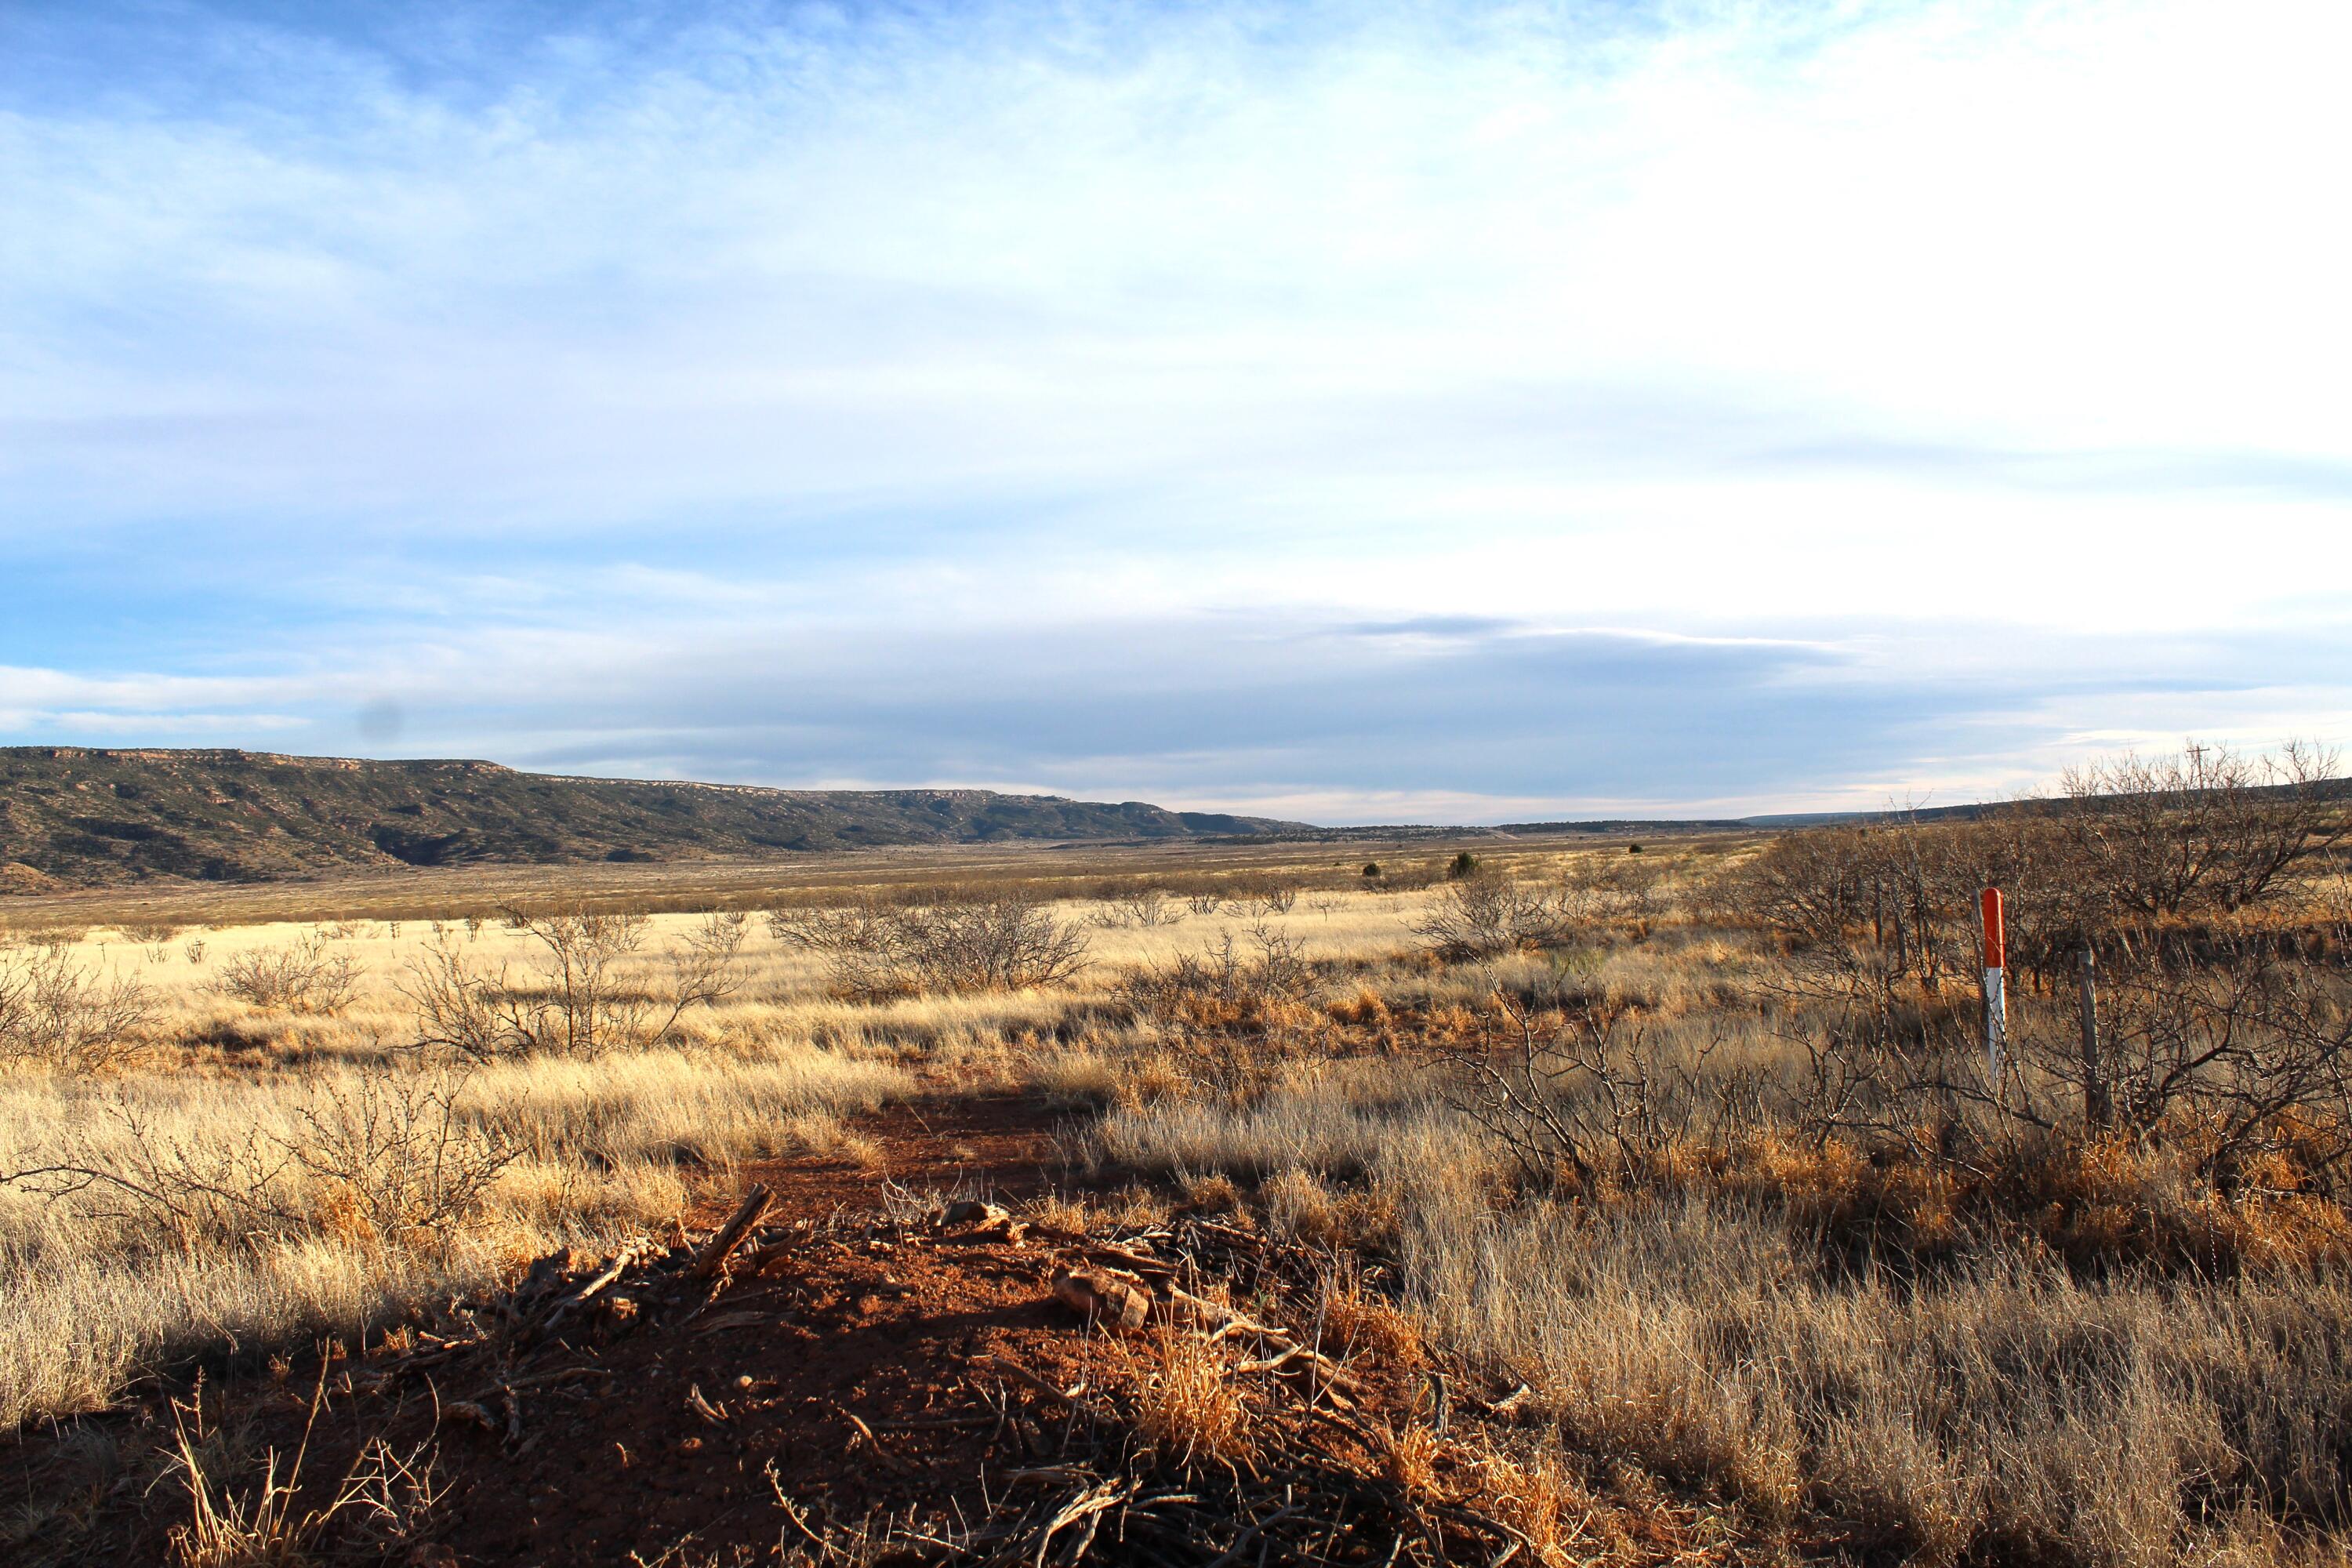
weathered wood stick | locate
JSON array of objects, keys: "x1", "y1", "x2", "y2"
[
  {"x1": 975, "y1": 1353, "x2": 1085, "y2": 1406},
  {"x1": 691, "y1": 1183, "x2": 775, "y2": 1279}
]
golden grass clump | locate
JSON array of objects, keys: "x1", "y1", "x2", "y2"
[
  {"x1": 1316, "y1": 1277, "x2": 1423, "y2": 1373},
  {"x1": 1130, "y1": 1327, "x2": 1254, "y2": 1472},
  {"x1": 1179, "y1": 1170, "x2": 1242, "y2": 1214},
  {"x1": 1373, "y1": 1419, "x2": 1445, "y2": 1503}
]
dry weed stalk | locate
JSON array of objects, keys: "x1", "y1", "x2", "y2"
[{"x1": 165, "y1": 1366, "x2": 444, "y2": 1568}]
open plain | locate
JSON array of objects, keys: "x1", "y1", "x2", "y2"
[{"x1": 5, "y1": 771, "x2": 2350, "y2": 1566}]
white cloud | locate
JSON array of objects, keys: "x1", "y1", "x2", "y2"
[{"x1": 2, "y1": 0, "x2": 2347, "y2": 815}]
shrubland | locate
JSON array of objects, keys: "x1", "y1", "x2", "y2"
[{"x1": 2, "y1": 743, "x2": 2347, "y2": 1566}]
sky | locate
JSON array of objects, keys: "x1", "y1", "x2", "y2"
[{"x1": 3, "y1": 0, "x2": 2347, "y2": 824}]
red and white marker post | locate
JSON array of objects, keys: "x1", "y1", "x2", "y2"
[{"x1": 1980, "y1": 887, "x2": 2007, "y2": 1087}]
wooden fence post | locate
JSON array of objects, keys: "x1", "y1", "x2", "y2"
[
  {"x1": 1980, "y1": 887, "x2": 2006, "y2": 1089},
  {"x1": 2078, "y1": 945, "x2": 2108, "y2": 1129}
]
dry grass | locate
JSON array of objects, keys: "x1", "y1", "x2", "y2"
[
  {"x1": 0, "y1": 883, "x2": 1449, "y2": 1433},
  {"x1": 1129, "y1": 1326, "x2": 1257, "y2": 1471},
  {"x1": 9, "y1": 828, "x2": 2350, "y2": 1566},
  {"x1": 1092, "y1": 1063, "x2": 2352, "y2": 1565},
  {"x1": 0, "y1": 1039, "x2": 904, "y2": 1428}
]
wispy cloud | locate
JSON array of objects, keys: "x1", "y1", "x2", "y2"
[{"x1": 2, "y1": 0, "x2": 2347, "y2": 818}]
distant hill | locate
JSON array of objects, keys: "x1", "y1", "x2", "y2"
[{"x1": 0, "y1": 749, "x2": 1309, "y2": 891}]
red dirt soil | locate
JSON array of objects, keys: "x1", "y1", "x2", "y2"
[{"x1": 4, "y1": 1092, "x2": 1144, "y2": 1567}]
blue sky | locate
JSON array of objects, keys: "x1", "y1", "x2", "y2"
[{"x1": 4, "y1": 0, "x2": 2347, "y2": 822}]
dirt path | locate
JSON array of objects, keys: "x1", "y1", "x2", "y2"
[
  {"x1": 430, "y1": 1092, "x2": 1100, "y2": 1562},
  {"x1": 3, "y1": 1091, "x2": 1633, "y2": 1567},
  {"x1": 4, "y1": 1093, "x2": 1128, "y2": 1566},
  {"x1": 688, "y1": 1091, "x2": 1076, "y2": 1229}
]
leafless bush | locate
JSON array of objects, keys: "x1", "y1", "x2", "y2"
[
  {"x1": 1412, "y1": 873, "x2": 1573, "y2": 960},
  {"x1": 665, "y1": 909, "x2": 750, "y2": 1010},
  {"x1": 119, "y1": 922, "x2": 183, "y2": 965},
  {"x1": 1731, "y1": 815, "x2": 1977, "y2": 989},
  {"x1": 401, "y1": 909, "x2": 747, "y2": 1058},
  {"x1": 1256, "y1": 884, "x2": 1299, "y2": 915},
  {"x1": 282, "y1": 1069, "x2": 524, "y2": 1247},
  {"x1": 183, "y1": 938, "x2": 206, "y2": 966},
  {"x1": 2005, "y1": 935, "x2": 2352, "y2": 1182},
  {"x1": 1559, "y1": 856, "x2": 1669, "y2": 935},
  {"x1": 1122, "y1": 924, "x2": 1323, "y2": 1089},
  {"x1": 771, "y1": 898, "x2": 1089, "y2": 1000},
  {"x1": 502, "y1": 907, "x2": 646, "y2": 1056},
  {"x1": 211, "y1": 935, "x2": 359, "y2": 1014},
  {"x1": 4, "y1": 1065, "x2": 519, "y2": 1254},
  {"x1": 1095, "y1": 887, "x2": 1182, "y2": 928},
  {"x1": 397, "y1": 936, "x2": 518, "y2": 1059},
  {"x1": 888, "y1": 899, "x2": 1089, "y2": 993},
  {"x1": 1761, "y1": 891, "x2": 2352, "y2": 1184},
  {"x1": 1733, "y1": 745, "x2": 2347, "y2": 1002},
  {"x1": 2060, "y1": 741, "x2": 2347, "y2": 919},
  {"x1": 0, "y1": 946, "x2": 154, "y2": 1073},
  {"x1": 1188, "y1": 892, "x2": 1227, "y2": 916},
  {"x1": 1427, "y1": 999, "x2": 1742, "y2": 1189}
]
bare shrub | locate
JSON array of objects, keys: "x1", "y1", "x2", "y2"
[
  {"x1": 282, "y1": 1070, "x2": 522, "y2": 1248},
  {"x1": 2060, "y1": 741, "x2": 2347, "y2": 919},
  {"x1": 1255, "y1": 884, "x2": 1299, "y2": 915},
  {"x1": 1562, "y1": 855, "x2": 1669, "y2": 936},
  {"x1": 888, "y1": 898, "x2": 1088, "y2": 993},
  {"x1": 1428, "y1": 999, "x2": 1739, "y2": 1189},
  {"x1": 1733, "y1": 745, "x2": 2347, "y2": 1006},
  {"x1": 120, "y1": 922, "x2": 183, "y2": 966},
  {"x1": 657, "y1": 909, "x2": 753, "y2": 1022},
  {"x1": 1095, "y1": 887, "x2": 1181, "y2": 928},
  {"x1": 1123, "y1": 924, "x2": 1323, "y2": 1090},
  {"x1": 5, "y1": 1065, "x2": 519, "y2": 1256},
  {"x1": 2007, "y1": 935, "x2": 2352, "y2": 1181},
  {"x1": 211, "y1": 935, "x2": 358, "y2": 1014},
  {"x1": 1412, "y1": 873, "x2": 1573, "y2": 960},
  {"x1": 1188, "y1": 892, "x2": 1227, "y2": 916},
  {"x1": 397, "y1": 935, "x2": 521, "y2": 1060},
  {"x1": 771, "y1": 898, "x2": 1087, "y2": 1000},
  {"x1": 401, "y1": 909, "x2": 746, "y2": 1058},
  {"x1": 504, "y1": 907, "x2": 647, "y2": 1055},
  {"x1": 0, "y1": 946, "x2": 154, "y2": 1073}
]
